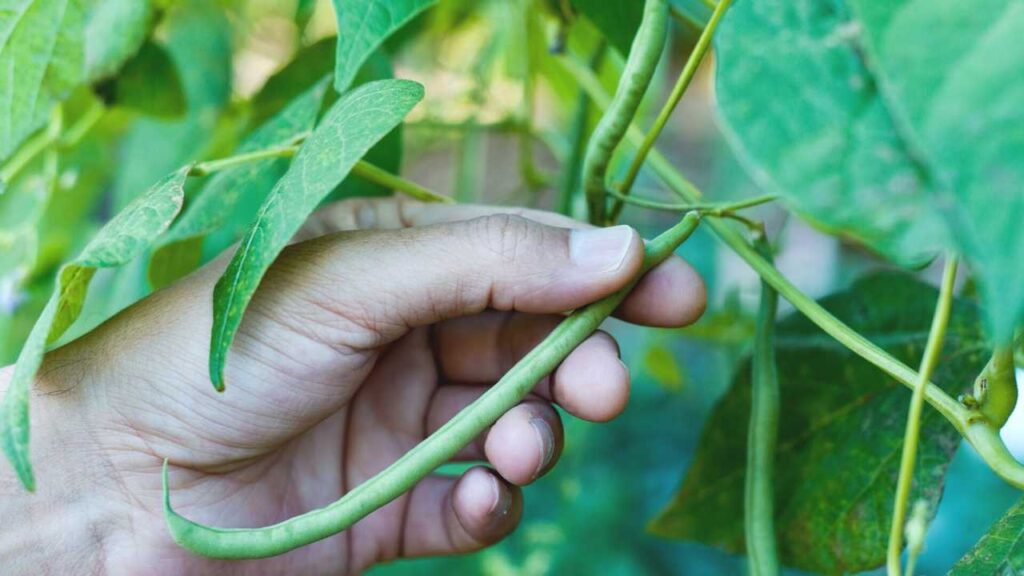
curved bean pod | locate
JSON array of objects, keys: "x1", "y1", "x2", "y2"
[{"x1": 164, "y1": 212, "x2": 702, "y2": 559}]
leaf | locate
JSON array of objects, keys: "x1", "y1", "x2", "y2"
[
  {"x1": 713, "y1": 0, "x2": 946, "y2": 267},
  {"x1": 331, "y1": 0, "x2": 437, "y2": 93},
  {"x1": 98, "y1": 40, "x2": 186, "y2": 119},
  {"x1": 0, "y1": 0, "x2": 86, "y2": 162},
  {"x1": 649, "y1": 272, "x2": 987, "y2": 573},
  {"x1": 148, "y1": 78, "x2": 329, "y2": 290},
  {"x1": 0, "y1": 166, "x2": 190, "y2": 490},
  {"x1": 951, "y1": 496, "x2": 1024, "y2": 574},
  {"x1": 847, "y1": 0, "x2": 1024, "y2": 341},
  {"x1": 643, "y1": 345, "x2": 684, "y2": 392},
  {"x1": 84, "y1": 0, "x2": 152, "y2": 81},
  {"x1": 209, "y1": 79, "x2": 424, "y2": 390},
  {"x1": 250, "y1": 37, "x2": 335, "y2": 127},
  {"x1": 570, "y1": 0, "x2": 643, "y2": 55}
]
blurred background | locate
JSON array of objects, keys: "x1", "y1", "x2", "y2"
[{"x1": 1, "y1": 0, "x2": 1020, "y2": 573}]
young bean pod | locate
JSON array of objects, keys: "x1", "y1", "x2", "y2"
[
  {"x1": 164, "y1": 212, "x2": 702, "y2": 559},
  {"x1": 744, "y1": 235, "x2": 780, "y2": 576},
  {"x1": 581, "y1": 0, "x2": 668, "y2": 224}
]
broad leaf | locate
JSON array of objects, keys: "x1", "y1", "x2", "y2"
[
  {"x1": 714, "y1": 0, "x2": 946, "y2": 267},
  {"x1": 1, "y1": 166, "x2": 190, "y2": 490},
  {"x1": 208, "y1": 79, "x2": 424, "y2": 390},
  {"x1": 331, "y1": 0, "x2": 437, "y2": 93},
  {"x1": 951, "y1": 496, "x2": 1024, "y2": 574},
  {"x1": 250, "y1": 37, "x2": 335, "y2": 127},
  {"x1": 848, "y1": 0, "x2": 1024, "y2": 341},
  {"x1": 148, "y1": 78, "x2": 329, "y2": 290},
  {"x1": 650, "y1": 272, "x2": 987, "y2": 573},
  {"x1": 98, "y1": 40, "x2": 186, "y2": 119},
  {"x1": 570, "y1": 0, "x2": 642, "y2": 56},
  {"x1": 0, "y1": 0, "x2": 86, "y2": 162},
  {"x1": 84, "y1": 0, "x2": 151, "y2": 81}
]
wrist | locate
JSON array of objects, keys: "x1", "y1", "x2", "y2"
[{"x1": 0, "y1": 361, "x2": 117, "y2": 573}]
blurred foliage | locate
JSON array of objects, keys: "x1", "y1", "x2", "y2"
[{"x1": 1, "y1": 0, "x2": 1022, "y2": 572}]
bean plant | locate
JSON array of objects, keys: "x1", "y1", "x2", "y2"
[{"x1": 1, "y1": 0, "x2": 1023, "y2": 573}]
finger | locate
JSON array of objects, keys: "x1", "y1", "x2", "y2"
[
  {"x1": 400, "y1": 467, "x2": 522, "y2": 558},
  {"x1": 274, "y1": 213, "x2": 645, "y2": 346},
  {"x1": 427, "y1": 390, "x2": 563, "y2": 483},
  {"x1": 435, "y1": 312, "x2": 631, "y2": 421},
  {"x1": 300, "y1": 198, "x2": 706, "y2": 327}
]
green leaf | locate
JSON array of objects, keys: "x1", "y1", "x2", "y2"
[
  {"x1": 84, "y1": 0, "x2": 152, "y2": 81},
  {"x1": 149, "y1": 78, "x2": 329, "y2": 290},
  {"x1": 643, "y1": 345, "x2": 684, "y2": 392},
  {"x1": 649, "y1": 272, "x2": 987, "y2": 573},
  {"x1": 331, "y1": 0, "x2": 437, "y2": 93},
  {"x1": 209, "y1": 79, "x2": 424, "y2": 390},
  {"x1": 847, "y1": 0, "x2": 1024, "y2": 341},
  {"x1": 570, "y1": 0, "x2": 643, "y2": 56},
  {"x1": 250, "y1": 37, "x2": 335, "y2": 127},
  {"x1": 0, "y1": 0, "x2": 86, "y2": 162},
  {"x1": 99, "y1": 40, "x2": 186, "y2": 119},
  {"x1": 713, "y1": 0, "x2": 946, "y2": 267},
  {"x1": 951, "y1": 496, "x2": 1024, "y2": 574},
  {"x1": 0, "y1": 166, "x2": 190, "y2": 490}
]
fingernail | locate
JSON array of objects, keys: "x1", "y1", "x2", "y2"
[
  {"x1": 488, "y1": 474, "x2": 511, "y2": 516},
  {"x1": 531, "y1": 417, "x2": 555, "y2": 478},
  {"x1": 569, "y1": 226, "x2": 634, "y2": 272}
]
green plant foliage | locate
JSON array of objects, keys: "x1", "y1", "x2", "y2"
[
  {"x1": 570, "y1": 0, "x2": 643, "y2": 55},
  {"x1": 99, "y1": 40, "x2": 185, "y2": 119},
  {"x1": 331, "y1": 0, "x2": 438, "y2": 93},
  {"x1": 208, "y1": 79, "x2": 424, "y2": 390},
  {"x1": 84, "y1": 0, "x2": 151, "y2": 81},
  {"x1": 951, "y1": 496, "x2": 1024, "y2": 574},
  {"x1": 650, "y1": 272, "x2": 987, "y2": 573},
  {"x1": 0, "y1": 166, "x2": 190, "y2": 491},
  {"x1": 643, "y1": 345, "x2": 685, "y2": 391},
  {"x1": 148, "y1": 79, "x2": 329, "y2": 290},
  {"x1": 848, "y1": 0, "x2": 1024, "y2": 342},
  {"x1": 250, "y1": 38, "x2": 335, "y2": 128},
  {"x1": 0, "y1": 0, "x2": 85, "y2": 162},
  {"x1": 714, "y1": 0, "x2": 946, "y2": 267}
]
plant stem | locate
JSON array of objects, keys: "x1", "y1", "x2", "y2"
[
  {"x1": 1, "y1": 101, "x2": 101, "y2": 186},
  {"x1": 605, "y1": 187, "x2": 776, "y2": 213},
  {"x1": 190, "y1": 142, "x2": 453, "y2": 204},
  {"x1": 886, "y1": 255, "x2": 958, "y2": 576},
  {"x1": 350, "y1": 161, "x2": 454, "y2": 204},
  {"x1": 608, "y1": 0, "x2": 733, "y2": 223},
  {"x1": 190, "y1": 145, "x2": 297, "y2": 176},
  {"x1": 558, "y1": 43, "x2": 606, "y2": 217},
  {"x1": 165, "y1": 212, "x2": 703, "y2": 559},
  {"x1": 745, "y1": 235, "x2": 780, "y2": 576},
  {"x1": 563, "y1": 52, "x2": 1024, "y2": 488}
]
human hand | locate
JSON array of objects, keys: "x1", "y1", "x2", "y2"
[{"x1": 0, "y1": 199, "x2": 705, "y2": 574}]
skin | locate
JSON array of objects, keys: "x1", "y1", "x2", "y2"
[{"x1": 0, "y1": 198, "x2": 706, "y2": 575}]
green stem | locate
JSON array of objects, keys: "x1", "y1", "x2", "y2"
[
  {"x1": 745, "y1": 235, "x2": 780, "y2": 576},
  {"x1": 886, "y1": 256, "x2": 958, "y2": 576},
  {"x1": 605, "y1": 187, "x2": 776, "y2": 214},
  {"x1": 190, "y1": 142, "x2": 453, "y2": 204},
  {"x1": 350, "y1": 161, "x2": 454, "y2": 204},
  {"x1": 609, "y1": 0, "x2": 733, "y2": 223},
  {"x1": 164, "y1": 212, "x2": 703, "y2": 559},
  {"x1": 558, "y1": 43, "x2": 606, "y2": 217},
  {"x1": 1, "y1": 101, "x2": 99, "y2": 186},
  {"x1": 563, "y1": 52, "x2": 1024, "y2": 488}
]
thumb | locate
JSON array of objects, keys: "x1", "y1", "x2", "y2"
[{"x1": 274, "y1": 213, "x2": 644, "y2": 344}]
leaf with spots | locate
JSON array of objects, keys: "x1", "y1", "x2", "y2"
[
  {"x1": 208, "y1": 79, "x2": 424, "y2": 391},
  {"x1": 649, "y1": 272, "x2": 988, "y2": 573},
  {"x1": 1, "y1": 165, "x2": 191, "y2": 491},
  {"x1": 950, "y1": 496, "x2": 1024, "y2": 574}
]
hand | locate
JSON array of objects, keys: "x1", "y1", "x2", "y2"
[{"x1": 0, "y1": 199, "x2": 706, "y2": 574}]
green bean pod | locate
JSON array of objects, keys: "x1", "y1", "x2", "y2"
[
  {"x1": 581, "y1": 0, "x2": 668, "y2": 224},
  {"x1": 164, "y1": 212, "x2": 702, "y2": 559},
  {"x1": 744, "y1": 236, "x2": 780, "y2": 576}
]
